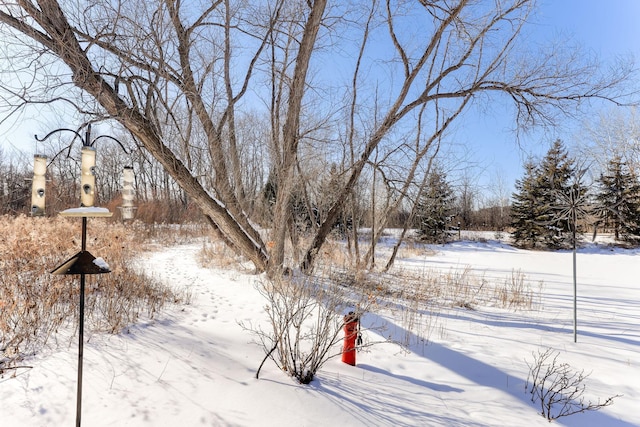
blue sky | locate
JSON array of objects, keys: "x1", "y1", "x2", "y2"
[
  {"x1": 462, "y1": 0, "x2": 640, "y2": 197},
  {"x1": 1, "y1": 1, "x2": 639, "y2": 199}
]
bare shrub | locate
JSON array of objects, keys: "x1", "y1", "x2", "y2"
[
  {"x1": 0, "y1": 215, "x2": 187, "y2": 371},
  {"x1": 247, "y1": 270, "x2": 370, "y2": 384},
  {"x1": 525, "y1": 348, "x2": 620, "y2": 421}
]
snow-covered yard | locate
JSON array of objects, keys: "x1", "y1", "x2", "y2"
[{"x1": 2, "y1": 237, "x2": 639, "y2": 426}]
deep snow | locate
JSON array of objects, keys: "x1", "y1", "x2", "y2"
[{"x1": 2, "y1": 235, "x2": 639, "y2": 426}]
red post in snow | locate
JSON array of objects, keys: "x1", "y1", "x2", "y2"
[{"x1": 341, "y1": 312, "x2": 359, "y2": 366}]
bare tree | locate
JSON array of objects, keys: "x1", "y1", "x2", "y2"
[
  {"x1": 0, "y1": 0, "x2": 637, "y2": 275},
  {"x1": 486, "y1": 168, "x2": 512, "y2": 230},
  {"x1": 0, "y1": 149, "x2": 31, "y2": 214},
  {"x1": 578, "y1": 107, "x2": 640, "y2": 177}
]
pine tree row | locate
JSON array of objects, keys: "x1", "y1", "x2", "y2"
[{"x1": 510, "y1": 140, "x2": 640, "y2": 248}]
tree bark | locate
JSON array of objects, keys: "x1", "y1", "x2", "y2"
[{"x1": 270, "y1": 0, "x2": 327, "y2": 275}]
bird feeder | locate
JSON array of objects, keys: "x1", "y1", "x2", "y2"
[
  {"x1": 31, "y1": 154, "x2": 47, "y2": 216},
  {"x1": 119, "y1": 166, "x2": 137, "y2": 220},
  {"x1": 80, "y1": 146, "x2": 96, "y2": 207}
]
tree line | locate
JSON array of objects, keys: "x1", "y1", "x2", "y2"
[
  {"x1": 4, "y1": 133, "x2": 640, "y2": 250},
  {"x1": 511, "y1": 140, "x2": 640, "y2": 248},
  {"x1": 0, "y1": 141, "x2": 509, "y2": 231}
]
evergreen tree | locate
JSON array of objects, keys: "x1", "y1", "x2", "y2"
[
  {"x1": 536, "y1": 140, "x2": 576, "y2": 248},
  {"x1": 415, "y1": 168, "x2": 455, "y2": 243},
  {"x1": 510, "y1": 161, "x2": 545, "y2": 248},
  {"x1": 595, "y1": 157, "x2": 640, "y2": 242},
  {"x1": 510, "y1": 140, "x2": 581, "y2": 249}
]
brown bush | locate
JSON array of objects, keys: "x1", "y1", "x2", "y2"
[{"x1": 0, "y1": 215, "x2": 187, "y2": 370}]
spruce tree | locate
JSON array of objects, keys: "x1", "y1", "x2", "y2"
[
  {"x1": 510, "y1": 161, "x2": 544, "y2": 248},
  {"x1": 416, "y1": 168, "x2": 455, "y2": 243},
  {"x1": 536, "y1": 140, "x2": 576, "y2": 248},
  {"x1": 595, "y1": 157, "x2": 640, "y2": 242},
  {"x1": 510, "y1": 140, "x2": 580, "y2": 249}
]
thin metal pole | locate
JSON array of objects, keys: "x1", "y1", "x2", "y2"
[
  {"x1": 572, "y1": 216, "x2": 577, "y2": 343},
  {"x1": 76, "y1": 216, "x2": 87, "y2": 427}
]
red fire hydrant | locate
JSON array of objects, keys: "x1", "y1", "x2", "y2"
[{"x1": 341, "y1": 312, "x2": 360, "y2": 366}]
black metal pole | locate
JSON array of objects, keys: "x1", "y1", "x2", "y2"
[
  {"x1": 81, "y1": 216, "x2": 87, "y2": 252},
  {"x1": 76, "y1": 216, "x2": 87, "y2": 427},
  {"x1": 85, "y1": 124, "x2": 91, "y2": 147}
]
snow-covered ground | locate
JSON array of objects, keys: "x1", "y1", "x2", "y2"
[{"x1": 2, "y1": 236, "x2": 639, "y2": 426}]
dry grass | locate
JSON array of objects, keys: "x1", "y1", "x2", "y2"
[
  {"x1": 328, "y1": 263, "x2": 538, "y2": 312},
  {"x1": 316, "y1": 238, "x2": 353, "y2": 267},
  {"x1": 0, "y1": 215, "x2": 188, "y2": 371},
  {"x1": 494, "y1": 269, "x2": 538, "y2": 310},
  {"x1": 396, "y1": 241, "x2": 436, "y2": 259},
  {"x1": 196, "y1": 239, "x2": 244, "y2": 269},
  {"x1": 321, "y1": 256, "x2": 541, "y2": 350},
  {"x1": 120, "y1": 220, "x2": 210, "y2": 246}
]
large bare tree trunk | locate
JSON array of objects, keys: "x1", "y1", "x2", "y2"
[{"x1": 269, "y1": 0, "x2": 327, "y2": 276}]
